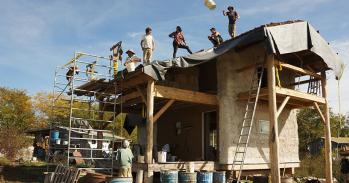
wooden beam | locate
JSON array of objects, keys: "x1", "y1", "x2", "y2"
[
  {"x1": 116, "y1": 91, "x2": 141, "y2": 104},
  {"x1": 145, "y1": 80, "x2": 154, "y2": 183},
  {"x1": 153, "y1": 85, "x2": 218, "y2": 105},
  {"x1": 154, "y1": 99, "x2": 175, "y2": 123},
  {"x1": 314, "y1": 102, "x2": 326, "y2": 125},
  {"x1": 321, "y1": 71, "x2": 333, "y2": 183},
  {"x1": 267, "y1": 54, "x2": 281, "y2": 183},
  {"x1": 275, "y1": 87, "x2": 326, "y2": 104},
  {"x1": 136, "y1": 87, "x2": 147, "y2": 104},
  {"x1": 277, "y1": 61, "x2": 322, "y2": 79},
  {"x1": 276, "y1": 96, "x2": 290, "y2": 118}
]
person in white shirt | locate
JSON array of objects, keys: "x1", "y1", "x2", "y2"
[
  {"x1": 124, "y1": 49, "x2": 141, "y2": 72},
  {"x1": 140, "y1": 27, "x2": 155, "y2": 65}
]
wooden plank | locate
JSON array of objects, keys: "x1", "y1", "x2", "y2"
[
  {"x1": 278, "y1": 61, "x2": 322, "y2": 79},
  {"x1": 275, "y1": 87, "x2": 326, "y2": 104},
  {"x1": 145, "y1": 80, "x2": 154, "y2": 183},
  {"x1": 154, "y1": 100, "x2": 175, "y2": 123},
  {"x1": 321, "y1": 72, "x2": 333, "y2": 183},
  {"x1": 116, "y1": 91, "x2": 142, "y2": 104},
  {"x1": 153, "y1": 85, "x2": 218, "y2": 105},
  {"x1": 314, "y1": 102, "x2": 326, "y2": 124},
  {"x1": 267, "y1": 55, "x2": 281, "y2": 183},
  {"x1": 276, "y1": 96, "x2": 290, "y2": 118}
]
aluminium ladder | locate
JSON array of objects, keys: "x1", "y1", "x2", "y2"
[{"x1": 227, "y1": 66, "x2": 265, "y2": 182}]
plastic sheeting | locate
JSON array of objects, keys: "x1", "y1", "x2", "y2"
[{"x1": 138, "y1": 21, "x2": 344, "y2": 81}]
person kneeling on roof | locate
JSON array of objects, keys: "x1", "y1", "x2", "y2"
[
  {"x1": 208, "y1": 27, "x2": 223, "y2": 47},
  {"x1": 124, "y1": 49, "x2": 141, "y2": 72},
  {"x1": 116, "y1": 140, "x2": 134, "y2": 177}
]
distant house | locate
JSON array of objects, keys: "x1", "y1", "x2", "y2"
[{"x1": 308, "y1": 137, "x2": 349, "y2": 156}]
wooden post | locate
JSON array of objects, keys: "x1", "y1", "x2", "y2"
[
  {"x1": 321, "y1": 71, "x2": 333, "y2": 183},
  {"x1": 145, "y1": 80, "x2": 154, "y2": 183},
  {"x1": 267, "y1": 54, "x2": 281, "y2": 183}
]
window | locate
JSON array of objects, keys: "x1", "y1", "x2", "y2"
[{"x1": 259, "y1": 120, "x2": 270, "y2": 134}]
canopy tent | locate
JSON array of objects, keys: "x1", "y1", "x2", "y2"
[{"x1": 138, "y1": 20, "x2": 344, "y2": 81}]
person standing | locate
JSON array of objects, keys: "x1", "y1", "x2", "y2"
[
  {"x1": 208, "y1": 27, "x2": 224, "y2": 47},
  {"x1": 169, "y1": 26, "x2": 193, "y2": 58},
  {"x1": 223, "y1": 6, "x2": 239, "y2": 38},
  {"x1": 116, "y1": 140, "x2": 134, "y2": 177},
  {"x1": 124, "y1": 49, "x2": 141, "y2": 72},
  {"x1": 140, "y1": 27, "x2": 155, "y2": 65}
]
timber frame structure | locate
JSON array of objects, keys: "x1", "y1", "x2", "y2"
[{"x1": 53, "y1": 21, "x2": 344, "y2": 183}]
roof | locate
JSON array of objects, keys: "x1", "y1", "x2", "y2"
[
  {"x1": 132, "y1": 20, "x2": 344, "y2": 81},
  {"x1": 319, "y1": 137, "x2": 349, "y2": 144}
]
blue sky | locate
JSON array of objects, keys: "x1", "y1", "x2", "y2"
[{"x1": 0, "y1": 0, "x2": 348, "y2": 113}]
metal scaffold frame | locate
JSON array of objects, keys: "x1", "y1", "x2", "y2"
[{"x1": 48, "y1": 51, "x2": 120, "y2": 176}]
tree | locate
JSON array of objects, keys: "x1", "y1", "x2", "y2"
[
  {"x1": 0, "y1": 87, "x2": 34, "y2": 159},
  {"x1": 297, "y1": 107, "x2": 347, "y2": 156}
]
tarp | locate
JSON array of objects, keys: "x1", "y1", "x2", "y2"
[{"x1": 139, "y1": 21, "x2": 344, "y2": 81}]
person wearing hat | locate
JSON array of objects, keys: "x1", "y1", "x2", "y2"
[
  {"x1": 124, "y1": 49, "x2": 141, "y2": 72},
  {"x1": 116, "y1": 140, "x2": 134, "y2": 177},
  {"x1": 169, "y1": 26, "x2": 193, "y2": 58},
  {"x1": 140, "y1": 27, "x2": 155, "y2": 65},
  {"x1": 208, "y1": 27, "x2": 224, "y2": 47},
  {"x1": 223, "y1": 6, "x2": 239, "y2": 38}
]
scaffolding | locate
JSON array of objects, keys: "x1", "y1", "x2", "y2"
[{"x1": 48, "y1": 51, "x2": 120, "y2": 175}]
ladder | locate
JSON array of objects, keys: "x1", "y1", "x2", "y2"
[{"x1": 228, "y1": 66, "x2": 265, "y2": 182}]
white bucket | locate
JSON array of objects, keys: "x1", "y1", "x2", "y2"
[
  {"x1": 158, "y1": 151, "x2": 167, "y2": 163},
  {"x1": 55, "y1": 139, "x2": 61, "y2": 145},
  {"x1": 62, "y1": 141, "x2": 68, "y2": 145}
]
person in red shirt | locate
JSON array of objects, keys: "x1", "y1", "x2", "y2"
[{"x1": 169, "y1": 26, "x2": 193, "y2": 58}]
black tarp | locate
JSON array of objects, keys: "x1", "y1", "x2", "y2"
[{"x1": 137, "y1": 21, "x2": 344, "y2": 81}]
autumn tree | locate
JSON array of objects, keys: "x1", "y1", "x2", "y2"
[{"x1": 0, "y1": 87, "x2": 34, "y2": 160}]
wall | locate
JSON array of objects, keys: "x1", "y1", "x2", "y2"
[
  {"x1": 157, "y1": 105, "x2": 216, "y2": 161},
  {"x1": 217, "y1": 43, "x2": 300, "y2": 167}
]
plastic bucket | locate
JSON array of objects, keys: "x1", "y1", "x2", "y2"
[
  {"x1": 213, "y1": 171, "x2": 225, "y2": 183},
  {"x1": 197, "y1": 172, "x2": 213, "y2": 183},
  {"x1": 51, "y1": 130, "x2": 59, "y2": 141},
  {"x1": 160, "y1": 170, "x2": 178, "y2": 183},
  {"x1": 179, "y1": 172, "x2": 197, "y2": 183}
]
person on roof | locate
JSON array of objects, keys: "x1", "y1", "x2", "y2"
[
  {"x1": 223, "y1": 6, "x2": 239, "y2": 38},
  {"x1": 169, "y1": 26, "x2": 193, "y2": 58},
  {"x1": 208, "y1": 27, "x2": 224, "y2": 47},
  {"x1": 140, "y1": 27, "x2": 155, "y2": 65},
  {"x1": 124, "y1": 49, "x2": 141, "y2": 72},
  {"x1": 116, "y1": 140, "x2": 134, "y2": 177}
]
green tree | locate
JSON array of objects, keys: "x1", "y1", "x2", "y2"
[
  {"x1": 0, "y1": 87, "x2": 34, "y2": 159},
  {"x1": 297, "y1": 107, "x2": 347, "y2": 156}
]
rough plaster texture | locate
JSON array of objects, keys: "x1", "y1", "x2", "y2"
[{"x1": 217, "y1": 44, "x2": 300, "y2": 167}]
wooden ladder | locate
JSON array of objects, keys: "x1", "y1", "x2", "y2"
[{"x1": 227, "y1": 66, "x2": 264, "y2": 182}]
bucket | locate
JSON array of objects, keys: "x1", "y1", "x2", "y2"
[
  {"x1": 179, "y1": 172, "x2": 197, "y2": 183},
  {"x1": 109, "y1": 177, "x2": 133, "y2": 183},
  {"x1": 158, "y1": 151, "x2": 167, "y2": 163},
  {"x1": 51, "y1": 130, "x2": 59, "y2": 141},
  {"x1": 197, "y1": 172, "x2": 213, "y2": 183},
  {"x1": 56, "y1": 139, "x2": 61, "y2": 145},
  {"x1": 160, "y1": 170, "x2": 178, "y2": 183},
  {"x1": 213, "y1": 171, "x2": 225, "y2": 183}
]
